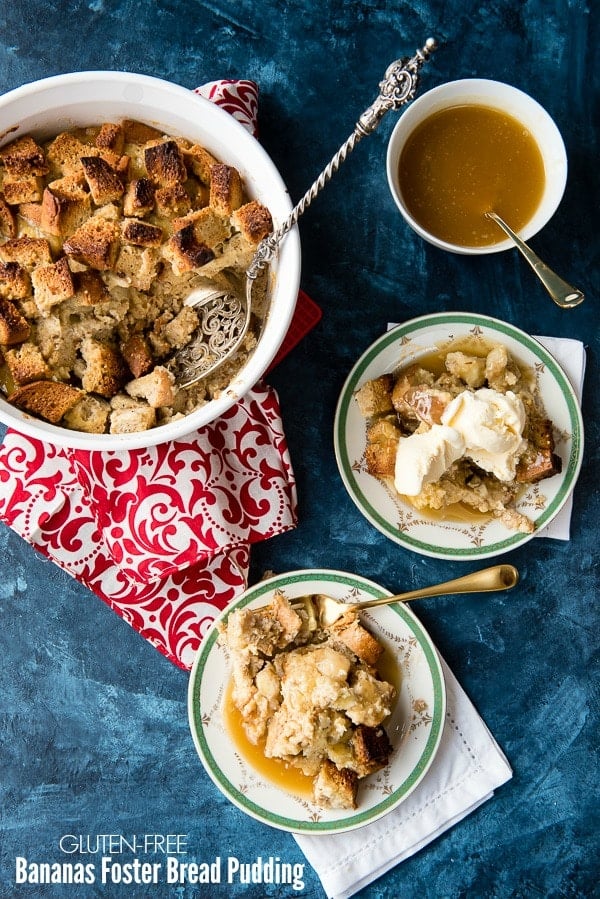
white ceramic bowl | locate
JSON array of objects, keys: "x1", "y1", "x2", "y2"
[
  {"x1": 386, "y1": 79, "x2": 567, "y2": 255},
  {"x1": 0, "y1": 71, "x2": 301, "y2": 449}
]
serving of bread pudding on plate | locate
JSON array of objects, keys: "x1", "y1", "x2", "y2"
[
  {"x1": 0, "y1": 120, "x2": 273, "y2": 434},
  {"x1": 355, "y1": 340, "x2": 562, "y2": 533},
  {"x1": 219, "y1": 592, "x2": 396, "y2": 810}
]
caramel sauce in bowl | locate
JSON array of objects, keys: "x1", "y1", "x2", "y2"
[{"x1": 386, "y1": 79, "x2": 567, "y2": 255}]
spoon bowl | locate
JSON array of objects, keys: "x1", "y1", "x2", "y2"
[{"x1": 279, "y1": 563, "x2": 520, "y2": 627}]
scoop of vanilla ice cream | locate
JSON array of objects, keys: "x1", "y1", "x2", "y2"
[
  {"x1": 440, "y1": 388, "x2": 527, "y2": 481},
  {"x1": 394, "y1": 424, "x2": 466, "y2": 496}
]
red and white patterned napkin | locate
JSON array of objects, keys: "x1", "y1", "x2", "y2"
[{"x1": 0, "y1": 81, "x2": 320, "y2": 670}]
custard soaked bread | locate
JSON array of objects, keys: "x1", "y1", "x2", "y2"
[
  {"x1": 355, "y1": 341, "x2": 562, "y2": 533},
  {"x1": 0, "y1": 121, "x2": 273, "y2": 433},
  {"x1": 220, "y1": 592, "x2": 395, "y2": 810}
]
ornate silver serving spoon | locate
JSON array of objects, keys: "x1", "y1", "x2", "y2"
[{"x1": 168, "y1": 38, "x2": 438, "y2": 388}]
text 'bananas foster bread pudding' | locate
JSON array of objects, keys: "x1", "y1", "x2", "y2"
[
  {"x1": 0, "y1": 121, "x2": 273, "y2": 434},
  {"x1": 219, "y1": 592, "x2": 396, "y2": 810}
]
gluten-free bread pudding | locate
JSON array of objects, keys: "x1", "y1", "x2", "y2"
[
  {"x1": 0, "y1": 121, "x2": 273, "y2": 433},
  {"x1": 219, "y1": 592, "x2": 396, "y2": 810},
  {"x1": 355, "y1": 338, "x2": 562, "y2": 533}
]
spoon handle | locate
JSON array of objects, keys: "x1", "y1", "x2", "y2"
[
  {"x1": 246, "y1": 38, "x2": 438, "y2": 279},
  {"x1": 354, "y1": 564, "x2": 519, "y2": 610},
  {"x1": 486, "y1": 212, "x2": 584, "y2": 309}
]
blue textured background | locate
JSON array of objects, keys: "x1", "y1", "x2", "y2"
[{"x1": 0, "y1": 2, "x2": 598, "y2": 897}]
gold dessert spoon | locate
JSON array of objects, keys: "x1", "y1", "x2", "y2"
[
  {"x1": 485, "y1": 211, "x2": 584, "y2": 309},
  {"x1": 285, "y1": 563, "x2": 519, "y2": 627}
]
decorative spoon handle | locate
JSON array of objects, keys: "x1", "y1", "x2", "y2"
[{"x1": 247, "y1": 38, "x2": 438, "y2": 279}]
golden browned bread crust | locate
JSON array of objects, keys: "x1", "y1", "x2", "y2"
[
  {"x1": 9, "y1": 379, "x2": 83, "y2": 422},
  {"x1": 351, "y1": 725, "x2": 393, "y2": 777},
  {"x1": 121, "y1": 218, "x2": 163, "y2": 247},
  {"x1": 0, "y1": 236, "x2": 52, "y2": 269},
  {"x1": 231, "y1": 200, "x2": 273, "y2": 245},
  {"x1": 209, "y1": 163, "x2": 244, "y2": 215},
  {"x1": 0, "y1": 294, "x2": 31, "y2": 344},
  {"x1": 80, "y1": 337, "x2": 126, "y2": 398},
  {"x1": 313, "y1": 761, "x2": 358, "y2": 810},
  {"x1": 0, "y1": 261, "x2": 32, "y2": 300},
  {"x1": 121, "y1": 333, "x2": 154, "y2": 378},
  {"x1": 354, "y1": 374, "x2": 394, "y2": 419},
  {"x1": 0, "y1": 193, "x2": 16, "y2": 237},
  {"x1": 40, "y1": 177, "x2": 92, "y2": 237},
  {"x1": 0, "y1": 135, "x2": 48, "y2": 176},
  {"x1": 333, "y1": 616, "x2": 385, "y2": 667},
  {"x1": 144, "y1": 140, "x2": 187, "y2": 186},
  {"x1": 365, "y1": 418, "x2": 401, "y2": 477},
  {"x1": 31, "y1": 256, "x2": 75, "y2": 314},
  {"x1": 81, "y1": 155, "x2": 125, "y2": 205},
  {"x1": 164, "y1": 225, "x2": 215, "y2": 274},
  {"x1": 516, "y1": 416, "x2": 562, "y2": 483},
  {"x1": 95, "y1": 122, "x2": 125, "y2": 155},
  {"x1": 2, "y1": 173, "x2": 44, "y2": 205},
  {"x1": 122, "y1": 177, "x2": 155, "y2": 218},
  {"x1": 63, "y1": 217, "x2": 120, "y2": 270},
  {"x1": 3, "y1": 341, "x2": 51, "y2": 385}
]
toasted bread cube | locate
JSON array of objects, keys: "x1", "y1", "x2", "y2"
[
  {"x1": 94, "y1": 122, "x2": 125, "y2": 155},
  {"x1": 209, "y1": 163, "x2": 243, "y2": 215},
  {"x1": 171, "y1": 206, "x2": 230, "y2": 248},
  {"x1": 109, "y1": 395, "x2": 156, "y2": 433},
  {"x1": 31, "y1": 257, "x2": 75, "y2": 314},
  {"x1": 0, "y1": 295, "x2": 31, "y2": 345},
  {"x1": 313, "y1": 761, "x2": 358, "y2": 810},
  {"x1": 354, "y1": 375, "x2": 394, "y2": 419},
  {"x1": 365, "y1": 418, "x2": 401, "y2": 477},
  {"x1": 3, "y1": 341, "x2": 51, "y2": 385},
  {"x1": 80, "y1": 337, "x2": 126, "y2": 398},
  {"x1": 351, "y1": 725, "x2": 392, "y2": 777},
  {"x1": 163, "y1": 225, "x2": 215, "y2": 275},
  {"x1": 114, "y1": 245, "x2": 160, "y2": 291},
  {"x1": 230, "y1": 200, "x2": 273, "y2": 245},
  {"x1": 144, "y1": 140, "x2": 187, "y2": 186},
  {"x1": 45, "y1": 132, "x2": 96, "y2": 178},
  {"x1": 63, "y1": 393, "x2": 111, "y2": 433},
  {"x1": 333, "y1": 618, "x2": 385, "y2": 667},
  {"x1": 121, "y1": 334, "x2": 154, "y2": 378},
  {"x1": 9, "y1": 379, "x2": 83, "y2": 423},
  {"x1": 154, "y1": 183, "x2": 191, "y2": 218},
  {"x1": 161, "y1": 306, "x2": 199, "y2": 350},
  {"x1": 122, "y1": 177, "x2": 155, "y2": 217},
  {"x1": 63, "y1": 217, "x2": 120, "y2": 271},
  {"x1": 0, "y1": 193, "x2": 16, "y2": 237},
  {"x1": 2, "y1": 173, "x2": 44, "y2": 205},
  {"x1": 81, "y1": 156, "x2": 124, "y2": 205},
  {"x1": 17, "y1": 201, "x2": 43, "y2": 230},
  {"x1": 124, "y1": 365, "x2": 175, "y2": 408},
  {"x1": 0, "y1": 236, "x2": 53, "y2": 269},
  {"x1": 0, "y1": 135, "x2": 48, "y2": 176},
  {"x1": 73, "y1": 269, "x2": 110, "y2": 306},
  {"x1": 121, "y1": 218, "x2": 163, "y2": 247},
  {"x1": 40, "y1": 177, "x2": 92, "y2": 237},
  {"x1": 0, "y1": 261, "x2": 31, "y2": 300},
  {"x1": 183, "y1": 144, "x2": 218, "y2": 184}
]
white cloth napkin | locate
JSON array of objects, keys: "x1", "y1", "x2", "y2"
[{"x1": 295, "y1": 656, "x2": 512, "y2": 899}]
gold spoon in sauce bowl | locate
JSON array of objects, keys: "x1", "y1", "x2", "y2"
[
  {"x1": 287, "y1": 564, "x2": 519, "y2": 627},
  {"x1": 485, "y1": 211, "x2": 584, "y2": 309}
]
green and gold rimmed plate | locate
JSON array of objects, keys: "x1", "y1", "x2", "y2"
[
  {"x1": 334, "y1": 312, "x2": 584, "y2": 561},
  {"x1": 188, "y1": 569, "x2": 446, "y2": 835}
]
